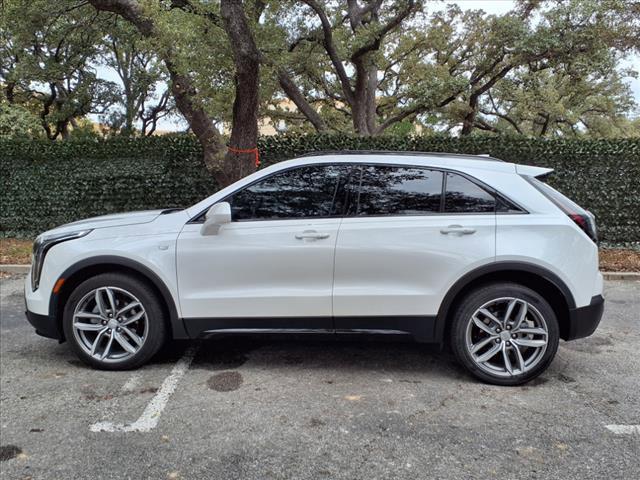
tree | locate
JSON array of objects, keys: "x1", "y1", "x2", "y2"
[
  {"x1": 454, "y1": 0, "x2": 640, "y2": 135},
  {"x1": 475, "y1": 62, "x2": 638, "y2": 137},
  {"x1": 264, "y1": 0, "x2": 422, "y2": 135},
  {"x1": 99, "y1": 20, "x2": 176, "y2": 136},
  {"x1": 266, "y1": 0, "x2": 639, "y2": 137},
  {"x1": 0, "y1": 0, "x2": 119, "y2": 139},
  {"x1": 3, "y1": 0, "x2": 638, "y2": 160}
]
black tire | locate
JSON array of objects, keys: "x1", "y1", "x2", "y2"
[
  {"x1": 62, "y1": 272, "x2": 167, "y2": 370},
  {"x1": 450, "y1": 282, "x2": 559, "y2": 386}
]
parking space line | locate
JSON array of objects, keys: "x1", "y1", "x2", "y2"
[
  {"x1": 605, "y1": 424, "x2": 640, "y2": 435},
  {"x1": 121, "y1": 372, "x2": 142, "y2": 393},
  {"x1": 90, "y1": 346, "x2": 197, "y2": 433}
]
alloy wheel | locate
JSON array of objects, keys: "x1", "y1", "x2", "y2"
[
  {"x1": 71, "y1": 286, "x2": 148, "y2": 363},
  {"x1": 465, "y1": 297, "x2": 549, "y2": 377}
]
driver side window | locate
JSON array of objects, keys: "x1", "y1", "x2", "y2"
[{"x1": 226, "y1": 164, "x2": 352, "y2": 221}]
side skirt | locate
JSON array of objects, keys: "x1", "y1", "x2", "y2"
[{"x1": 183, "y1": 316, "x2": 438, "y2": 343}]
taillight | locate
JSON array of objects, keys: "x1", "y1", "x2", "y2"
[{"x1": 568, "y1": 211, "x2": 598, "y2": 244}]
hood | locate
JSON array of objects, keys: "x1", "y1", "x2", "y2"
[{"x1": 43, "y1": 209, "x2": 168, "y2": 236}]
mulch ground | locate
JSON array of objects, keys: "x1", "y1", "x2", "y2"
[
  {"x1": 0, "y1": 238, "x2": 31, "y2": 265},
  {"x1": 599, "y1": 248, "x2": 640, "y2": 272}
]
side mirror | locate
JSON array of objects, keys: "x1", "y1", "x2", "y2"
[{"x1": 200, "y1": 202, "x2": 231, "y2": 236}]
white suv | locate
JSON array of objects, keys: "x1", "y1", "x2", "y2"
[{"x1": 24, "y1": 152, "x2": 604, "y2": 385}]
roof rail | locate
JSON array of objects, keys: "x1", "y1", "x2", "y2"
[{"x1": 296, "y1": 150, "x2": 504, "y2": 162}]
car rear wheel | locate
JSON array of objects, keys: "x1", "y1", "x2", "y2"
[
  {"x1": 62, "y1": 273, "x2": 167, "y2": 370},
  {"x1": 450, "y1": 282, "x2": 559, "y2": 386}
]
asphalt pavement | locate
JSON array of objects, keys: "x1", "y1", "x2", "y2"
[{"x1": 1, "y1": 274, "x2": 638, "y2": 480}]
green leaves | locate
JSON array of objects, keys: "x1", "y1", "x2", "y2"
[
  {"x1": 0, "y1": 136, "x2": 214, "y2": 237},
  {"x1": 0, "y1": 101, "x2": 43, "y2": 139}
]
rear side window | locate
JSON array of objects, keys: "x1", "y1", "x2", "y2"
[
  {"x1": 227, "y1": 165, "x2": 351, "y2": 221},
  {"x1": 527, "y1": 176, "x2": 584, "y2": 213},
  {"x1": 444, "y1": 172, "x2": 495, "y2": 213},
  {"x1": 349, "y1": 165, "x2": 443, "y2": 216}
]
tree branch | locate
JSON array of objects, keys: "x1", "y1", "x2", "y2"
[
  {"x1": 301, "y1": 0, "x2": 354, "y2": 104},
  {"x1": 168, "y1": 0, "x2": 221, "y2": 26},
  {"x1": 481, "y1": 92, "x2": 523, "y2": 134},
  {"x1": 87, "y1": 0, "x2": 154, "y2": 35},
  {"x1": 350, "y1": 0, "x2": 416, "y2": 61},
  {"x1": 374, "y1": 102, "x2": 424, "y2": 134},
  {"x1": 277, "y1": 69, "x2": 327, "y2": 132}
]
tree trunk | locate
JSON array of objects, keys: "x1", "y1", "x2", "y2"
[
  {"x1": 165, "y1": 62, "x2": 225, "y2": 177},
  {"x1": 123, "y1": 81, "x2": 135, "y2": 136},
  {"x1": 302, "y1": 0, "x2": 417, "y2": 136},
  {"x1": 461, "y1": 95, "x2": 478, "y2": 136},
  {"x1": 539, "y1": 113, "x2": 551, "y2": 137},
  {"x1": 352, "y1": 57, "x2": 377, "y2": 135},
  {"x1": 364, "y1": 61, "x2": 378, "y2": 134},
  {"x1": 220, "y1": 0, "x2": 261, "y2": 184},
  {"x1": 4, "y1": 82, "x2": 15, "y2": 103}
]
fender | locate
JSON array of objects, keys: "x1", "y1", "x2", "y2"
[
  {"x1": 434, "y1": 261, "x2": 576, "y2": 342},
  {"x1": 50, "y1": 255, "x2": 188, "y2": 340}
]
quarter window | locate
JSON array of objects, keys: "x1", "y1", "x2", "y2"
[
  {"x1": 350, "y1": 165, "x2": 443, "y2": 216},
  {"x1": 444, "y1": 172, "x2": 495, "y2": 213},
  {"x1": 227, "y1": 165, "x2": 351, "y2": 221}
]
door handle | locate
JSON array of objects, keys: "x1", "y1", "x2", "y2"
[
  {"x1": 440, "y1": 225, "x2": 476, "y2": 235},
  {"x1": 295, "y1": 230, "x2": 331, "y2": 240}
]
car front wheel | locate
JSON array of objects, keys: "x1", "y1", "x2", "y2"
[
  {"x1": 62, "y1": 272, "x2": 167, "y2": 370},
  {"x1": 450, "y1": 282, "x2": 559, "y2": 386}
]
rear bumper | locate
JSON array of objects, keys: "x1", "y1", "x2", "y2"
[
  {"x1": 563, "y1": 295, "x2": 605, "y2": 341},
  {"x1": 25, "y1": 309, "x2": 62, "y2": 341}
]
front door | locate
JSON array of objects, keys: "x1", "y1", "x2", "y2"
[{"x1": 176, "y1": 164, "x2": 352, "y2": 332}]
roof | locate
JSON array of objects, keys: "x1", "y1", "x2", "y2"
[
  {"x1": 288, "y1": 150, "x2": 517, "y2": 174},
  {"x1": 297, "y1": 150, "x2": 503, "y2": 162}
]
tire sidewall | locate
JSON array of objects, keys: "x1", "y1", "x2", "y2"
[
  {"x1": 450, "y1": 283, "x2": 560, "y2": 386},
  {"x1": 62, "y1": 273, "x2": 166, "y2": 370}
]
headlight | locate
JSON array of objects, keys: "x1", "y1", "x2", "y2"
[{"x1": 31, "y1": 229, "x2": 92, "y2": 291}]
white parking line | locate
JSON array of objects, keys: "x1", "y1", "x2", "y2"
[
  {"x1": 605, "y1": 424, "x2": 640, "y2": 435},
  {"x1": 90, "y1": 346, "x2": 197, "y2": 433},
  {"x1": 121, "y1": 372, "x2": 142, "y2": 393}
]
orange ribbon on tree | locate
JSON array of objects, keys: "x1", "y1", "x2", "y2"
[{"x1": 227, "y1": 145, "x2": 260, "y2": 167}]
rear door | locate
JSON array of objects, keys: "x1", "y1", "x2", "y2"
[{"x1": 332, "y1": 165, "x2": 496, "y2": 339}]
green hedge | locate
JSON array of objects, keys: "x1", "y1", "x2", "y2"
[
  {"x1": 0, "y1": 137, "x2": 215, "y2": 238},
  {"x1": 1, "y1": 135, "x2": 639, "y2": 246}
]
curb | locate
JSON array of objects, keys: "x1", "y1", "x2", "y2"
[
  {"x1": 0, "y1": 265, "x2": 30, "y2": 274},
  {"x1": 601, "y1": 272, "x2": 640, "y2": 281},
  {"x1": 1, "y1": 265, "x2": 639, "y2": 281}
]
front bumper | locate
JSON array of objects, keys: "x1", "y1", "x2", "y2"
[
  {"x1": 563, "y1": 294, "x2": 605, "y2": 341},
  {"x1": 25, "y1": 309, "x2": 62, "y2": 341}
]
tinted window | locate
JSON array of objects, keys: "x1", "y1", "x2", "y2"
[
  {"x1": 528, "y1": 176, "x2": 585, "y2": 214},
  {"x1": 350, "y1": 166, "x2": 443, "y2": 216},
  {"x1": 496, "y1": 196, "x2": 524, "y2": 213},
  {"x1": 444, "y1": 172, "x2": 495, "y2": 213},
  {"x1": 227, "y1": 165, "x2": 351, "y2": 221}
]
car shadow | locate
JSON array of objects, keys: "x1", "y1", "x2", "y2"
[
  {"x1": 154, "y1": 336, "x2": 471, "y2": 381},
  {"x1": 33, "y1": 334, "x2": 468, "y2": 381}
]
